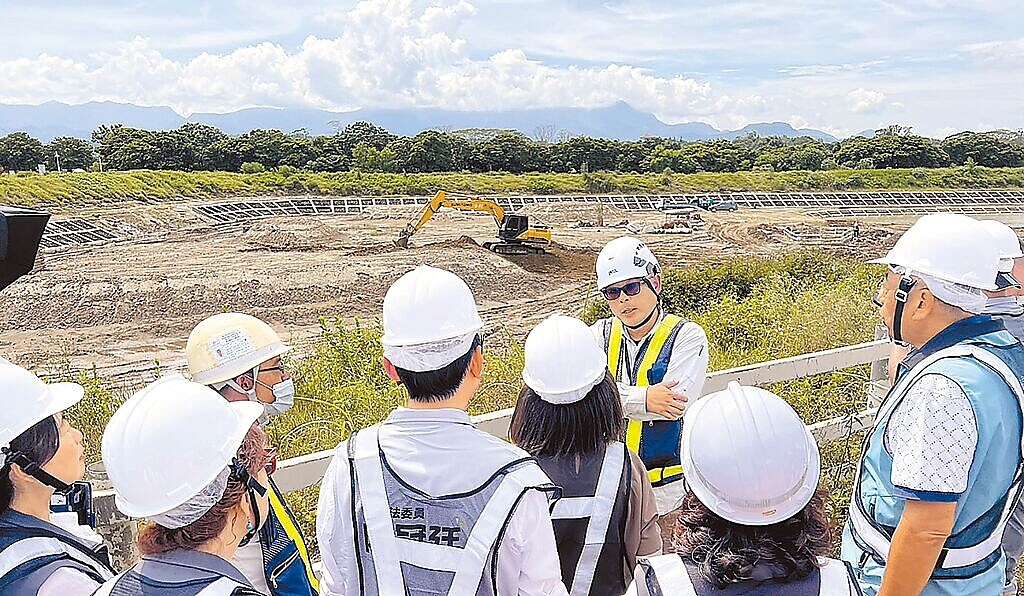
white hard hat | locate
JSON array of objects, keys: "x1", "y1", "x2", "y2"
[
  {"x1": 681, "y1": 381, "x2": 820, "y2": 526},
  {"x1": 0, "y1": 357, "x2": 83, "y2": 467},
  {"x1": 101, "y1": 375, "x2": 264, "y2": 520},
  {"x1": 979, "y1": 220, "x2": 1023, "y2": 289},
  {"x1": 522, "y1": 314, "x2": 608, "y2": 404},
  {"x1": 596, "y1": 237, "x2": 661, "y2": 290},
  {"x1": 869, "y1": 213, "x2": 1000, "y2": 291},
  {"x1": 381, "y1": 266, "x2": 483, "y2": 372},
  {"x1": 185, "y1": 313, "x2": 291, "y2": 386}
]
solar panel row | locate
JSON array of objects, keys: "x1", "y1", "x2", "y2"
[{"x1": 40, "y1": 219, "x2": 119, "y2": 249}]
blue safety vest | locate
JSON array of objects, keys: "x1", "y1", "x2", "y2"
[{"x1": 841, "y1": 316, "x2": 1024, "y2": 595}]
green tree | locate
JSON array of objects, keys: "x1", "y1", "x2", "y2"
[
  {"x1": 45, "y1": 137, "x2": 95, "y2": 171},
  {"x1": 351, "y1": 142, "x2": 397, "y2": 172},
  {"x1": 941, "y1": 132, "x2": 1024, "y2": 167},
  {"x1": 836, "y1": 135, "x2": 949, "y2": 169},
  {"x1": 0, "y1": 132, "x2": 47, "y2": 171}
]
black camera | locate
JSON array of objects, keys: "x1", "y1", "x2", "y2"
[{"x1": 50, "y1": 481, "x2": 96, "y2": 528}]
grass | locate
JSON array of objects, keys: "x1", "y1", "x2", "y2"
[
  {"x1": 3, "y1": 166, "x2": 1024, "y2": 209},
  {"x1": 62, "y1": 250, "x2": 883, "y2": 557}
]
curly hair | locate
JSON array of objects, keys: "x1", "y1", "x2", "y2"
[
  {"x1": 670, "y1": 488, "x2": 833, "y2": 589},
  {"x1": 138, "y1": 424, "x2": 268, "y2": 554}
]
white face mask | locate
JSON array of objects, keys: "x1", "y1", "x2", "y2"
[{"x1": 263, "y1": 378, "x2": 295, "y2": 418}]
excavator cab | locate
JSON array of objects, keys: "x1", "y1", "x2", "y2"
[{"x1": 498, "y1": 214, "x2": 530, "y2": 241}]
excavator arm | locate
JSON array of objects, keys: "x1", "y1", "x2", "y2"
[{"x1": 397, "y1": 192, "x2": 507, "y2": 247}]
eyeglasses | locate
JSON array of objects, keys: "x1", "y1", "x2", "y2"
[
  {"x1": 258, "y1": 363, "x2": 287, "y2": 376},
  {"x1": 601, "y1": 280, "x2": 644, "y2": 301},
  {"x1": 264, "y1": 448, "x2": 278, "y2": 476}
]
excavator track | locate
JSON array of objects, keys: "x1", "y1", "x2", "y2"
[{"x1": 483, "y1": 242, "x2": 546, "y2": 255}]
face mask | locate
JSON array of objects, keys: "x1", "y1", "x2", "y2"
[{"x1": 263, "y1": 378, "x2": 295, "y2": 418}]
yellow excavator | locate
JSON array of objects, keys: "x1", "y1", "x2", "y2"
[{"x1": 396, "y1": 191, "x2": 552, "y2": 255}]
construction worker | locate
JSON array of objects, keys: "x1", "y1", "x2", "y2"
[
  {"x1": 185, "y1": 313, "x2": 318, "y2": 596},
  {"x1": 510, "y1": 314, "x2": 662, "y2": 596},
  {"x1": 591, "y1": 237, "x2": 710, "y2": 517},
  {"x1": 980, "y1": 219, "x2": 1024, "y2": 341},
  {"x1": 630, "y1": 382, "x2": 858, "y2": 595},
  {"x1": 842, "y1": 213, "x2": 1024, "y2": 595},
  {"x1": 0, "y1": 357, "x2": 115, "y2": 595},
  {"x1": 316, "y1": 265, "x2": 566, "y2": 595},
  {"x1": 96, "y1": 375, "x2": 271, "y2": 595}
]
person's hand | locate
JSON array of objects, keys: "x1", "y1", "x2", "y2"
[{"x1": 645, "y1": 381, "x2": 688, "y2": 419}]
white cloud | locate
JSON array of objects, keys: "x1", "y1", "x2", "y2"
[{"x1": 847, "y1": 88, "x2": 887, "y2": 113}]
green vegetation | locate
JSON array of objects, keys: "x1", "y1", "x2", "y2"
[
  {"x1": 4, "y1": 166, "x2": 1024, "y2": 209},
  {"x1": 64, "y1": 250, "x2": 883, "y2": 544}
]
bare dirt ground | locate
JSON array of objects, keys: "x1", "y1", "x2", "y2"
[{"x1": 0, "y1": 201, "x2": 907, "y2": 377}]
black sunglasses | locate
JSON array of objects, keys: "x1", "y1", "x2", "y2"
[{"x1": 602, "y1": 280, "x2": 644, "y2": 301}]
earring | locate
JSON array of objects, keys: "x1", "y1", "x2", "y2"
[{"x1": 247, "y1": 522, "x2": 254, "y2": 533}]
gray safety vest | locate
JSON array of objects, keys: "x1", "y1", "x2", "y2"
[
  {"x1": 348, "y1": 425, "x2": 557, "y2": 595},
  {"x1": 541, "y1": 442, "x2": 630, "y2": 596},
  {"x1": 634, "y1": 555, "x2": 860, "y2": 596},
  {"x1": 93, "y1": 551, "x2": 260, "y2": 596}
]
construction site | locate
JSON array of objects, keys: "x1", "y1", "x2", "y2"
[{"x1": 4, "y1": 190, "x2": 1024, "y2": 382}]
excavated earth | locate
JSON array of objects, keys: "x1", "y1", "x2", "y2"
[{"x1": 0, "y1": 202, "x2": 909, "y2": 379}]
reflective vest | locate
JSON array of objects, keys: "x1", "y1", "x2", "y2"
[
  {"x1": 0, "y1": 512, "x2": 114, "y2": 595},
  {"x1": 633, "y1": 554, "x2": 860, "y2": 595},
  {"x1": 605, "y1": 314, "x2": 687, "y2": 487},
  {"x1": 842, "y1": 320, "x2": 1024, "y2": 593},
  {"x1": 540, "y1": 442, "x2": 630, "y2": 596},
  {"x1": 348, "y1": 425, "x2": 557, "y2": 595},
  {"x1": 96, "y1": 572, "x2": 255, "y2": 596},
  {"x1": 258, "y1": 477, "x2": 319, "y2": 595}
]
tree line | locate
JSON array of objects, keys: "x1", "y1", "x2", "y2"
[{"x1": 1, "y1": 122, "x2": 1022, "y2": 175}]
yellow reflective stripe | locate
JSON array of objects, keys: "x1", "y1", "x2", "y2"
[
  {"x1": 608, "y1": 318, "x2": 623, "y2": 379},
  {"x1": 626, "y1": 419, "x2": 642, "y2": 453},
  {"x1": 269, "y1": 483, "x2": 321, "y2": 591},
  {"x1": 635, "y1": 314, "x2": 683, "y2": 387},
  {"x1": 647, "y1": 465, "x2": 684, "y2": 484}
]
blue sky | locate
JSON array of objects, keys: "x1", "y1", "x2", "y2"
[{"x1": 1, "y1": 0, "x2": 1021, "y2": 137}]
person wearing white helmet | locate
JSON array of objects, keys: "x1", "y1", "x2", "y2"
[
  {"x1": 629, "y1": 382, "x2": 858, "y2": 595},
  {"x1": 316, "y1": 265, "x2": 566, "y2": 596},
  {"x1": 95, "y1": 375, "x2": 271, "y2": 595},
  {"x1": 510, "y1": 314, "x2": 662, "y2": 596},
  {"x1": 842, "y1": 213, "x2": 1024, "y2": 595},
  {"x1": 592, "y1": 237, "x2": 710, "y2": 518},
  {"x1": 185, "y1": 313, "x2": 319, "y2": 596},
  {"x1": 0, "y1": 357, "x2": 115, "y2": 595}
]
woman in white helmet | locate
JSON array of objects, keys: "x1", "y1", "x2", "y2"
[
  {"x1": 95, "y1": 375, "x2": 272, "y2": 596},
  {"x1": 510, "y1": 314, "x2": 662, "y2": 596},
  {"x1": 630, "y1": 382, "x2": 858, "y2": 595},
  {"x1": 0, "y1": 357, "x2": 116, "y2": 595}
]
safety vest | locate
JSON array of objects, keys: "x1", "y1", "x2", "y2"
[
  {"x1": 0, "y1": 513, "x2": 114, "y2": 595},
  {"x1": 94, "y1": 551, "x2": 262, "y2": 596},
  {"x1": 348, "y1": 425, "x2": 557, "y2": 595},
  {"x1": 258, "y1": 477, "x2": 319, "y2": 595},
  {"x1": 842, "y1": 320, "x2": 1024, "y2": 592},
  {"x1": 539, "y1": 442, "x2": 630, "y2": 596},
  {"x1": 605, "y1": 314, "x2": 687, "y2": 486},
  {"x1": 633, "y1": 554, "x2": 860, "y2": 595}
]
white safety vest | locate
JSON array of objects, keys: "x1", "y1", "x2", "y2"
[{"x1": 630, "y1": 555, "x2": 859, "y2": 595}]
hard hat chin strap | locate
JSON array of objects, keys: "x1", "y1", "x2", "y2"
[
  {"x1": 0, "y1": 447, "x2": 71, "y2": 492},
  {"x1": 890, "y1": 275, "x2": 918, "y2": 347},
  {"x1": 230, "y1": 457, "x2": 267, "y2": 548},
  {"x1": 623, "y1": 278, "x2": 661, "y2": 331}
]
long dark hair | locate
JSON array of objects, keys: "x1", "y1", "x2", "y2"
[
  {"x1": 0, "y1": 416, "x2": 60, "y2": 514},
  {"x1": 671, "y1": 489, "x2": 833, "y2": 589},
  {"x1": 509, "y1": 372, "x2": 624, "y2": 458}
]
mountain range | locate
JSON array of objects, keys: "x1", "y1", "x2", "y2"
[{"x1": 0, "y1": 100, "x2": 842, "y2": 143}]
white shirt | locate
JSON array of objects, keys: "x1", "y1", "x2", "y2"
[
  {"x1": 316, "y1": 407, "x2": 567, "y2": 596},
  {"x1": 233, "y1": 537, "x2": 271, "y2": 594},
  {"x1": 592, "y1": 314, "x2": 710, "y2": 515},
  {"x1": 38, "y1": 567, "x2": 101, "y2": 596},
  {"x1": 886, "y1": 373, "x2": 978, "y2": 497}
]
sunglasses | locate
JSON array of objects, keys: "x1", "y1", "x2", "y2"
[{"x1": 602, "y1": 280, "x2": 644, "y2": 301}]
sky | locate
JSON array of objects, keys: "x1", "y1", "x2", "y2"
[{"x1": 0, "y1": 0, "x2": 1021, "y2": 137}]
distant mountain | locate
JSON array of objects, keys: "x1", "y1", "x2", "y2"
[{"x1": 0, "y1": 100, "x2": 838, "y2": 142}]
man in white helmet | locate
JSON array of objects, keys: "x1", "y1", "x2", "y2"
[
  {"x1": 185, "y1": 313, "x2": 318, "y2": 596},
  {"x1": 591, "y1": 237, "x2": 710, "y2": 517},
  {"x1": 316, "y1": 265, "x2": 566, "y2": 595},
  {"x1": 631, "y1": 382, "x2": 859, "y2": 595},
  {"x1": 842, "y1": 213, "x2": 1024, "y2": 595}
]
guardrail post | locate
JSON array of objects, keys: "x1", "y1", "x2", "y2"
[{"x1": 867, "y1": 325, "x2": 890, "y2": 408}]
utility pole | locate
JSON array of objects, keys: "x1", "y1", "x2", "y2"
[{"x1": 55, "y1": 152, "x2": 62, "y2": 173}]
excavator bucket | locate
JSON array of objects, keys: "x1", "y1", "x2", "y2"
[{"x1": 395, "y1": 230, "x2": 412, "y2": 249}]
